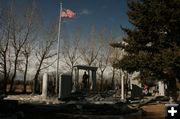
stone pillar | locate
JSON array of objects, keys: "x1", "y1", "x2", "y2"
[
  {"x1": 74, "y1": 68, "x2": 79, "y2": 91},
  {"x1": 92, "y1": 70, "x2": 96, "y2": 93},
  {"x1": 77, "y1": 69, "x2": 79, "y2": 90},
  {"x1": 72, "y1": 68, "x2": 76, "y2": 92},
  {"x1": 88, "y1": 70, "x2": 90, "y2": 88},
  {"x1": 90, "y1": 71, "x2": 93, "y2": 90},
  {"x1": 121, "y1": 72, "x2": 125, "y2": 100},
  {"x1": 158, "y1": 81, "x2": 165, "y2": 96},
  {"x1": 42, "y1": 73, "x2": 48, "y2": 98}
]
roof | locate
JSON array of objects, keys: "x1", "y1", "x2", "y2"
[{"x1": 73, "y1": 65, "x2": 98, "y2": 71}]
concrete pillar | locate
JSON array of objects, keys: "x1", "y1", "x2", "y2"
[
  {"x1": 74, "y1": 68, "x2": 79, "y2": 91},
  {"x1": 121, "y1": 72, "x2": 125, "y2": 100},
  {"x1": 77, "y1": 69, "x2": 79, "y2": 90},
  {"x1": 58, "y1": 74, "x2": 62, "y2": 98},
  {"x1": 158, "y1": 81, "x2": 165, "y2": 96},
  {"x1": 72, "y1": 68, "x2": 76, "y2": 92},
  {"x1": 42, "y1": 73, "x2": 48, "y2": 98},
  {"x1": 90, "y1": 71, "x2": 93, "y2": 90}
]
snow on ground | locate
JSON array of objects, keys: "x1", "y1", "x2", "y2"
[{"x1": 4, "y1": 94, "x2": 64, "y2": 104}]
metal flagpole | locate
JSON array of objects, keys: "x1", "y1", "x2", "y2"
[{"x1": 56, "y1": 0, "x2": 63, "y2": 95}]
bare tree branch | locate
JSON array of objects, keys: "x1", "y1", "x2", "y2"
[
  {"x1": 62, "y1": 27, "x2": 81, "y2": 70},
  {"x1": 79, "y1": 25, "x2": 101, "y2": 66},
  {"x1": 32, "y1": 20, "x2": 57, "y2": 94}
]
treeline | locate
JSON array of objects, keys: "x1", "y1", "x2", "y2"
[{"x1": 0, "y1": 1, "x2": 59, "y2": 93}]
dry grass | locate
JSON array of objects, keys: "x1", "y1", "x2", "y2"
[{"x1": 6, "y1": 84, "x2": 32, "y2": 93}]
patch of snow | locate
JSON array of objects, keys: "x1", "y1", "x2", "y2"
[{"x1": 4, "y1": 94, "x2": 64, "y2": 104}]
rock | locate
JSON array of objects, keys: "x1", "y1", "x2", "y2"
[{"x1": 169, "y1": 97, "x2": 175, "y2": 103}]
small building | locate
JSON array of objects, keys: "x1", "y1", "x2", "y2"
[
  {"x1": 72, "y1": 65, "x2": 98, "y2": 93},
  {"x1": 58, "y1": 65, "x2": 98, "y2": 99}
]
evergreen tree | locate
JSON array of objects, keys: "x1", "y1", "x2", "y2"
[{"x1": 113, "y1": 0, "x2": 180, "y2": 101}]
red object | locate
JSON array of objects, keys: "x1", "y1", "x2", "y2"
[
  {"x1": 144, "y1": 84, "x2": 148, "y2": 90},
  {"x1": 61, "y1": 9, "x2": 76, "y2": 18}
]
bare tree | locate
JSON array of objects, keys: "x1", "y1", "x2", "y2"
[
  {"x1": 62, "y1": 28, "x2": 81, "y2": 71},
  {"x1": 79, "y1": 25, "x2": 100, "y2": 66},
  {"x1": 0, "y1": 4, "x2": 14, "y2": 93},
  {"x1": 20, "y1": 1, "x2": 40, "y2": 93},
  {"x1": 8, "y1": 0, "x2": 39, "y2": 92},
  {"x1": 21, "y1": 40, "x2": 35, "y2": 93},
  {"x1": 0, "y1": 23, "x2": 10, "y2": 93},
  {"x1": 0, "y1": 0, "x2": 41, "y2": 93},
  {"x1": 32, "y1": 23, "x2": 57, "y2": 94},
  {"x1": 97, "y1": 28, "x2": 111, "y2": 91},
  {"x1": 106, "y1": 48, "x2": 118, "y2": 90},
  {"x1": 109, "y1": 40, "x2": 125, "y2": 90}
]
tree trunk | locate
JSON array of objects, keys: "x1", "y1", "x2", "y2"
[
  {"x1": 32, "y1": 69, "x2": 41, "y2": 94},
  {"x1": 111, "y1": 78, "x2": 115, "y2": 90},
  {"x1": 23, "y1": 56, "x2": 29, "y2": 93},
  {"x1": 3, "y1": 68, "x2": 8, "y2": 93},
  {"x1": 3, "y1": 54, "x2": 8, "y2": 93},
  {"x1": 100, "y1": 71, "x2": 104, "y2": 91},
  {"x1": 32, "y1": 58, "x2": 44, "y2": 94},
  {"x1": 9, "y1": 55, "x2": 18, "y2": 92},
  {"x1": 111, "y1": 67, "x2": 115, "y2": 90},
  {"x1": 3, "y1": 75, "x2": 7, "y2": 93}
]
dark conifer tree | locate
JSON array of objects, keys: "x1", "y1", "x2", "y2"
[{"x1": 112, "y1": 0, "x2": 180, "y2": 101}]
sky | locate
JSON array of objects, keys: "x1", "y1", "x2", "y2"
[{"x1": 1, "y1": 0, "x2": 132, "y2": 40}]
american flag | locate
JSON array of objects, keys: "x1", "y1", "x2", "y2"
[{"x1": 61, "y1": 9, "x2": 76, "y2": 18}]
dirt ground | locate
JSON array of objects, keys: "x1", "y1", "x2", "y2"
[
  {"x1": 141, "y1": 103, "x2": 165, "y2": 119},
  {"x1": 3, "y1": 94, "x2": 167, "y2": 119},
  {"x1": 20, "y1": 104, "x2": 165, "y2": 119}
]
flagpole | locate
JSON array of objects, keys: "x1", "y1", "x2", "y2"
[{"x1": 56, "y1": 0, "x2": 62, "y2": 95}]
